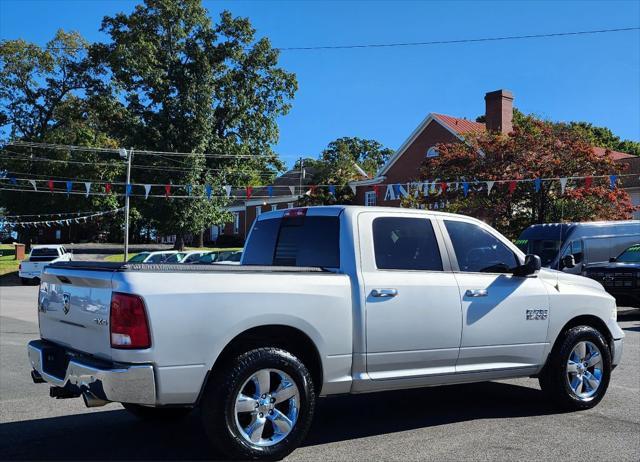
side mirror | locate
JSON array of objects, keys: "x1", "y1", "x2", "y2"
[
  {"x1": 514, "y1": 254, "x2": 542, "y2": 277},
  {"x1": 609, "y1": 257, "x2": 617, "y2": 263},
  {"x1": 561, "y1": 254, "x2": 576, "y2": 269}
]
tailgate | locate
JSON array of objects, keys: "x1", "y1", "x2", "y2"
[{"x1": 38, "y1": 266, "x2": 114, "y2": 360}]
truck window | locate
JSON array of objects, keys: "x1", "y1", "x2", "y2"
[
  {"x1": 444, "y1": 220, "x2": 518, "y2": 273},
  {"x1": 372, "y1": 217, "x2": 443, "y2": 271},
  {"x1": 243, "y1": 216, "x2": 340, "y2": 267}
]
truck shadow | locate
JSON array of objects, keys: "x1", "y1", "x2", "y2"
[{"x1": 0, "y1": 381, "x2": 560, "y2": 461}]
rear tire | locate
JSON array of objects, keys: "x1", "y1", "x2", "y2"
[
  {"x1": 539, "y1": 325, "x2": 611, "y2": 410},
  {"x1": 200, "y1": 347, "x2": 316, "y2": 460},
  {"x1": 122, "y1": 403, "x2": 192, "y2": 420}
]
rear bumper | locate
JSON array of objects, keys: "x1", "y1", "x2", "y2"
[
  {"x1": 18, "y1": 271, "x2": 40, "y2": 279},
  {"x1": 27, "y1": 339, "x2": 156, "y2": 405}
]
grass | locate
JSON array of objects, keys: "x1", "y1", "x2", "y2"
[
  {"x1": 103, "y1": 247, "x2": 241, "y2": 262},
  {"x1": 0, "y1": 244, "x2": 20, "y2": 276}
]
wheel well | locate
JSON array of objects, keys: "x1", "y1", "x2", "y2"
[
  {"x1": 551, "y1": 315, "x2": 614, "y2": 357},
  {"x1": 207, "y1": 325, "x2": 323, "y2": 394}
]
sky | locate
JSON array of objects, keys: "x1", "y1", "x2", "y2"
[{"x1": 1, "y1": 0, "x2": 639, "y2": 168}]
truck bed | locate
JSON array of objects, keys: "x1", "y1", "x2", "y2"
[{"x1": 48, "y1": 261, "x2": 329, "y2": 273}]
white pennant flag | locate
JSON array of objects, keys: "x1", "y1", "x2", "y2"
[
  {"x1": 84, "y1": 182, "x2": 91, "y2": 197},
  {"x1": 486, "y1": 181, "x2": 495, "y2": 195},
  {"x1": 289, "y1": 186, "x2": 296, "y2": 195},
  {"x1": 559, "y1": 177, "x2": 568, "y2": 194},
  {"x1": 349, "y1": 184, "x2": 356, "y2": 195},
  {"x1": 144, "y1": 184, "x2": 151, "y2": 199},
  {"x1": 224, "y1": 185, "x2": 232, "y2": 197},
  {"x1": 29, "y1": 179, "x2": 37, "y2": 191}
]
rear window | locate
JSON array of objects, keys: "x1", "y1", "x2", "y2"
[
  {"x1": 31, "y1": 248, "x2": 59, "y2": 257},
  {"x1": 243, "y1": 216, "x2": 340, "y2": 267}
]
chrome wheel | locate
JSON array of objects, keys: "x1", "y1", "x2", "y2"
[
  {"x1": 566, "y1": 340, "x2": 603, "y2": 401},
  {"x1": 234, "y1": 368, "x2": 300, "y2": 447}
]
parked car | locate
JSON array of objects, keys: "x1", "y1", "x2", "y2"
[
  {"x1": 177, "y1": 251, "x2": 211, "y2": 264},
  {"x1": 29, "y1": 206, "x2": 623, "y2": 460},
  {"x1": 515, "y1": 221, "x2": 640, "y2": 274},
  {"x1": 18, "y1": 245, "x2": 72, "y2": 285},
  {"x1": 584, "y1": 244, "x2": 640, "y2": 307},
  {"x1": 127, "y1": 251, "x2": 179, "y2": 263},
  {"x1": 215, "y1": 250, "x2": 242, "y2": 265}
]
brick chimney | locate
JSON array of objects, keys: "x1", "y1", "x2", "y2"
[{"x1": 484, "y1": 89, "x2": 514, "y2": 134}]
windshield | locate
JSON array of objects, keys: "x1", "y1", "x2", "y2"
[
  {"x1": 165, "y1": 253, "x2": 186, "y2": 263},
  {"x1": 617, "y1": 244, "x2": 640, "y2": 263},
  {"x1": 514, "y1": 238, "x2": 562, "y2": 266},
  {"x1": 128, "y1": 253, "x2": 149, "y2": 263}
]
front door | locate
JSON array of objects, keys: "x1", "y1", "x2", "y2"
[
  {"x1": 359, "y1": 213, "x2": 463, "y2": 380},
  {"x1": 440, "y1": 218, "x2": 551, "y2": 373}
]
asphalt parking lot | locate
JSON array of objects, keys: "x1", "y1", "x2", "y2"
[{"x1": 1, "y1": 277, "x2": 638, "y2": 461}]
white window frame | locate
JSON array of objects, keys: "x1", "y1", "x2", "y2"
[
  {"x1": 271, "y1": 204, "x2": 277, "y2": 211},
  {"x1": 256, "y1": 206, "x2": 262, "y2": 217},
  {"x1": 426, "y1": 146, "x2": 439, "y2": 158},
  {"x1": 365, "y1": 191, "x2": 377, "y2": 207},
  {"x1": 287, "y1": 202, "x2": 294, "y2": 209},
  {"x1": 233, "y1": 213, "x2": 240, "y2": 234}
]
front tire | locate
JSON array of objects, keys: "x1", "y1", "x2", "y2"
[
  {"x1": 201, "y1": 347, "x2": 316, "y2": 460},
  {"x1": 539, "y1": 325, "x2": 611, "y2": 410}
]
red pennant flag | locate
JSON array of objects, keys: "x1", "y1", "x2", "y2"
[
  {"x1": 164, "y1": 184, "x2": 171, "y2": 197},
  {"x1": 373, "y1": 184, "x2": 380, "y2": 198},
  {"x1": 440, "y1": 182, "x2": 448, "y2": 193},
  {"x1": 584, "y1": 176, "x2": 592, "y2": 190},
  {"x1": 48, "y1": 180, "x2": 54, "y2": 192},
  {"x1": 246, "y1": 186, "x2": 252, "y2": 199},
  {"x1": 105, "y1": 183, "x2": 111, "y2": 194},
  {"x1": 508, "y1": 181, "x2": 517, "y2": 194}
]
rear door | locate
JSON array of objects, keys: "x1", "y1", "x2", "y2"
[
  {"x1": 359, "y1": 212, "x2": 463, "y2": 380},
  {"x1": 440, "y1": 218, "x2": 550, "y2": 373},
  {"x1": 38, "y1": 267, "x2": 114, "y2": 360}
]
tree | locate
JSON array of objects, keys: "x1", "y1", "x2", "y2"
[
  {"x1": 0, "y1": 31, "x2": 127, "y2": 243},
  {"x1": 297, "y1": 136, "x2": 393, "y2": 206},
  {"x1": 403, "y1": 116, "x2": 635, "y2": 238},
  {"x1": 95, "y1": 0, "x2": 296, "y2": 248}
]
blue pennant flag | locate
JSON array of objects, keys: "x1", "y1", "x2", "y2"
[
  {"x1": 328, "y1": 185, "x2": 336, "y2": 196},
  {"x1": 267, "y1": 186, "x2": 273, "y2": 197},
  {"x1": 205, "y1": 184, "x2": 212, "y2": 199},
  {"x1": 10, "y1": 176, "x2": 17, "y2": 185},
  {"x1": 609, "y1": 175, "x2": 617, "y2": 190},
  {"x1": 125, "y1": 184, "x2": 132, "y2": 197},
  {"x1": 462, "y1": 181, "x2": 469, "y2": 197},
  {"x1": 534, "y1": 178, "x2": 542, "y2": 192},
  {"x1": 186, "y1": 184, "x2": 193, "y2": 196},
  {"x1": 65, "y1": 180, "x2": 72, "y2": 195}
]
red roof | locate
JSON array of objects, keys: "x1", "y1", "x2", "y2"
[
  {"x1": 433, "y1": 113, "x2": 635, "y2": 161},
  {"x1": 592, "y1": 146, "x2": 635, "y2": 161},
  {"x1": 432, "y1": 113, "x2": 486, "y2": 135}
]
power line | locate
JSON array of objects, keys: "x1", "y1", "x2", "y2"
[
  {"x1": 17, "y1": 26, "x2": 640, "y2": 52},
  {"x1": 277, "y1": 26, "x2": 640, "y2": 51},
  {"x1": 7, "y1": 141, "x2": 282, "y2": 159}
]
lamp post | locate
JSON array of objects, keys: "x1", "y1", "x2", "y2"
[{"x1": 119, "y1": 147, "x2": 133, "y2": 262}]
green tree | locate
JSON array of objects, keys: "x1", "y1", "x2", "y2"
[
  {"x1": 95, "y1": 0, "x2": 296, "y2": 248},
  {"x1": 297, "y1": 136, "x2": 392, "y2": 206}
]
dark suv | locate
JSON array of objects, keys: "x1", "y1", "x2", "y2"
[{"x1": 585, "y1": 244, "x2": 640, "y2": 307}]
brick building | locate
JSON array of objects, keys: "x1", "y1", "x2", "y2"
[{"x1": 350, "y1": 89, "x2": 638, "y2": 211}]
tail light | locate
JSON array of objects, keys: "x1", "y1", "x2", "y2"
[
  {"x1": 110, "y1": 292, "x2": 151, "y2": 349},
  {"x1": 284, "y1": 208, "x2": 307, "y2": 218},
  {"x1": 19, "y1": 263, "x2": 22, "y2": 271}
]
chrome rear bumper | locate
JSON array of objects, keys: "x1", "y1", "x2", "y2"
[{"x1": 28, "y1": 339, "x2": 156, "y2": 405}]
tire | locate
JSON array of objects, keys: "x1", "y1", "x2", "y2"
[
  {"x1": 539, "y1": 325, "x2": 611, "y2": 410},
  {"x1": 122, "y1": 403, "x2": 192, "y2": 420},
  {"x1": 200, "y1": 347, "x2": 316, "y2": 460}
]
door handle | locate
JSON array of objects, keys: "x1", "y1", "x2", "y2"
[
  {"x1": 371, "y1": 288, "x2": 398, "y2": 298},
  {"x1": 465, "y1": 289, "x2": 488, "y2": 298}
]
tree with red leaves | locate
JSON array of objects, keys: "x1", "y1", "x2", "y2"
[{"x1": 402, "y1": 115, "x2": 635, "y2": 238}]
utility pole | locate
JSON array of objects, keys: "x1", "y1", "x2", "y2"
[{"x1": 120, "y1": 148, "x2": 133, "y2": 262}]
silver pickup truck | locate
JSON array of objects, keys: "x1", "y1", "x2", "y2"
[{"x1": 28, "y1": 206, "x2": 624, "y2": 460}]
